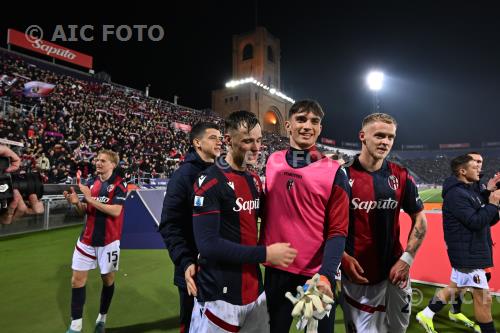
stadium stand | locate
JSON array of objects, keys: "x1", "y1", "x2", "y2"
[
  {"x1": 1, "y1": 49, "x2": 223, "y2": 184},
  {"x1": 1, "y1": 48, "x2": 498, "y2": 186}
]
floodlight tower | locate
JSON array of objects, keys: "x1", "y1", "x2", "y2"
[{"x1": 366, "y1": 71, "x2": 384, "y2": 113}]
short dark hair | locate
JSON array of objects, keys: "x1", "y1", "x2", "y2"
[
  {"x1": 225, "y1": 110, "x2": 259, "y2": 133},
  {"x1": 288, "y1": 99, "x2": 324, "y2": 119},
  {"x1": 466, "y1": 151, "x2": 481, "y2": 156},
  {"x1": 450, "y1": 154, "x2": 473, "y2": 177},
  {"x1": 189, "y1": 122, "x2": 220, "y2": 144}
]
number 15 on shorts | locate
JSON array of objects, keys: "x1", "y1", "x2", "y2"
[{"x1": 107, "y1": 250, "x2": 118, "y2": 268}]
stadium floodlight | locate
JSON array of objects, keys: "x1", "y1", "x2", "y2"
[
  {"x1": 224, "y1": 77, "x2": 295, "y2": 103},
  {"x1": 366, "y1": 71, "x2": 384, "y2": 91}
]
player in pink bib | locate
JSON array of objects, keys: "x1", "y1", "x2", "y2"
[{"x1": 260, "y1": 100, "x2": 350, "y2": 333}]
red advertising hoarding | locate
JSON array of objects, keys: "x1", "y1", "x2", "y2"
[
  {"x1": 439, "y1": 143, "x2": 470, "y2": 149},
  {"x1": 320, "y1": 137, "x2": 336, "y2": 146},
  {"x1": 7, "y1": 29, "x2": 93, "y2": 69}
]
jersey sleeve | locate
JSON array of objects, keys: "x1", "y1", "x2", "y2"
[
  {"x1": 111, "y1": 182, "x2": 127, "y2": 205},
  {"x1": 402, "y1": 173, "x2": 424, "y2": 215},
  {"x1": 192, "y1": 173, "x2": 221, "y2": 216},
  {"x1": 325, "y1": 167, "x2": 350, "y2": 238},
  {"x1": 320, "y1": 167, "x2": 349, "y2": 282},
  {"x1": 192, "y1": 172, "x2": 266, "y2": 264}
]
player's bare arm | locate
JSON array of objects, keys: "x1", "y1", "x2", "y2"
[
  {"x1": 390, "y1": 210, "x2": 427, "y2": 287},
  {"x1": 405, "y1": 210, "x2": 428, "y2": 258}
]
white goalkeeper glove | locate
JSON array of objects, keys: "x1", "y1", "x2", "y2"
[{"x1": 285, "y1": 273, "x2": 335, "y2": 333}]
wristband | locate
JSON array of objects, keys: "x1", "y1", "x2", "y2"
[{"x1": 400, "y1": 252, "x2": 414, "y2": 266}]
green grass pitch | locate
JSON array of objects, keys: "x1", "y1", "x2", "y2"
[
  {"x1": 419, "y1": 188, "x2": 443, "y2": 203},
  {"x1": 1, "y1": 225, "x2": 499, "y2": 332}
]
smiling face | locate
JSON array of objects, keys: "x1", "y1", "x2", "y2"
[
  {"x1": 193, "y1": 128, "x2": 222, "y2": 162},
  {"x1": 286, "y1": 111, "x2": 322, "y2": 150},
  {"x1": 225, "y1": 123, "x2": 262, "y2": 167},
  {"x1": 360, "y1": 120, "x2": 396, "y2": 161},
  {"x1": 95, "y1": 153, "x2": 116, "y2": 177}
]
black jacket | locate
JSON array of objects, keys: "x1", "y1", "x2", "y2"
[
  {"x1": 158, "y1": 148, "x2": 213, "y2": 288},
  {"x1": 442, "y1": 176, "x2": 499, "y2": 269}
]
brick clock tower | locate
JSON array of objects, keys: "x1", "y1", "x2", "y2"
[{"x1": 212, "y1": 27, "x2": 294, "y2": 135}]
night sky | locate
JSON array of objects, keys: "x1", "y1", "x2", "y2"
[{"x1": 2, "y1": 2, "x2": 500, "y2": 148}]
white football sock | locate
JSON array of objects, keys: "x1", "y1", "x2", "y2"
[
  {"x1": 70, "y1": 318, "x2": 83, "y2": 331},
  {"x1": 97, "y1": 313, "x2": 107, "y2": 323}
]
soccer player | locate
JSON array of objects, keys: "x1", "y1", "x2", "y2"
[
  {"x1": 63, "y1": 149, "x2": 127, "y2": 333},
  {"x1": 417, "y1": 155, "x2": 500, "y2": 333},
  {"x1": 445, "y1": 152, "x2": 500, "y2": 331},
  {"x1": 158, "y1": 122, "x2": 222, "y2": 333},
  {"x1": 341, "y1": 113, "x2": 428, "y2": 332},
  {"x1": 189, "y1": 110, "x2": 297, "y2": 333},
  {"x1": 260, "y1": 99, "x2": 350, "y2": 333}
]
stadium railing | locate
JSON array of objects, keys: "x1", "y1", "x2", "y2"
[{"x1": 0, "y1": 195, "x2": 85, "y2": 237}]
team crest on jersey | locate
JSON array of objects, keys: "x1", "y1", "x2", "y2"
[
  {"x1": 107, "y1": 184, "x2": 115, "y2": 192},
  {"x1": 473, "y1": 274, "x2": 481, "y2": 284},
  {"x1": 287, "y1": 179, "x2": 294, "y2": 191},
  {"x1": 388, "y1": 175, "x2": 399, "y2": 190},
  {"x1": 227, "y1": 181, "x2": 235, "y2": 190},
  {"x1": 194, "y1": 195, "x2": 204, "y2": 207},
  {"x1": 198, "y1": 175, "x2": 207, "y2": 187}
]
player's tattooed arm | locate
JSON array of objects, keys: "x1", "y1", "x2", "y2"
[
  {"x1": 405, "y1": 210, "x2": 427, "y2": 257},
  {"x1": 390, "y1": 211, "x2": 427, "y2": 287}
]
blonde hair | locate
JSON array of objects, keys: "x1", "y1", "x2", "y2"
[
  {"x1": 98, "y1": 149, "x2": 119, "y2": 166},
  {"x1": 362, "y1": 113, "x2": 397, "y2": 129}
]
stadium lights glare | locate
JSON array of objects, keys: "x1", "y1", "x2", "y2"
[
  {"x1": 366, "y1": 71, "x2": 384, "y2": 91},
  {"x1": 225, "y1": 77, "x2": 295, "y2": 103}
]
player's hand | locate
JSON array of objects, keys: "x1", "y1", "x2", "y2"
[
  {"x1": 266, "y1": 242, "x2": 298, "y2": 267},
  {"x1": 341, "y1": 252, "x2": 369, "y2": 284},
  {"x1": 78, "y1": 184, "x2": 91, "y2": 199},
  {"x1": 389, "y1": 259, "x2": 410, "y2": 288},
  {"x1": 489, "y1": 189, "x2": 500, "y2": 206},
  {"x1": 63, "y1": 187, "x2": 80, "y2": 205},
  {"x1": 306, "y1": 276, "x2": 334, "y2": 299},
  {"x1": 0, "y1": 190, "x2": 44, "y2": 225},
  {"x1": 486, "y1": 173, "x2": 500, "y2": 192},
  {"x1": 185, "y1": 264, "x2": 197, "y2": 297}
]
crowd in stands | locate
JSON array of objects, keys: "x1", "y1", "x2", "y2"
[
  {"x1": 1, "y1": 50, "x2": 223, "y2": 184},
  {"x1": 1, "y1": 50, "x2": 498, "y2": 187},
  {"x1": 1, "y1": 50, "x2": 301, "y2": 184}
]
